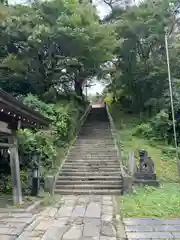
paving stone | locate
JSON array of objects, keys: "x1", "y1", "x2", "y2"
[
  {"x1": 153, "y1": 224, "x2": 180, "y2": 231},
  {"x1": 0, "y1": 235, "x2": 16, "y2": 240},
  {"x1": 42, "y1": 226, "x2": 69, "y2": 240},
  {"x1": 63, "y1": 225, "x2": 83, "y2": 239},
  {"x1": 100, "y1": 237, "x2": 116, "y2": 240},
  {"x1": 83, "y1": 222, "x2": 100, "y2": 237},
  {"x1": 90, "y1": 196, "x2": 102, "y2": 202},
  {"x1": 9, "y1": 213, "x2": 33, "y2": 218},
  {"x1": 0, "y1": 217, "x2": 34, "y2": 224},
  {"x1": 25, "y1": 217, "x2": 42, "y2": 231},
  {"x1": 16, "y1": 230, "x2": 45, "y2": 239},
  {"x1": 77, "y1": 196, "x2": 90, "y2": 204},
  {"x1": 72, "y1": 206, "x2": 86, "y2": 217},
  {"x1": 52, "y1": 217, "x2": 68, "y2": 227},
  {"x1": 69, "y1": 217, "x2": 83, "y2": 225},
  {"x1": 55, "y1": 206, "x2": 73, "y2": 217},
  {"x1": 63, "y1": 200, "x2": 76, "y2": 206},
  {"x1": 84, "y1": 217, "x2": 101, "y2": 226},
  {"x1": 41, "y1": 208, "x2": 58, "y2": 218},
  {"x1": 124, "y1": 218, "x2": 180, "y2": 225},
  {"x1": 78, "y1": 237, "x2": 99, "y2": 240},
  {"x1": 101, "y1": 221, "x2": 116, "y2": 237},
  {"x1": 5, "y1": 222, "x2": 26, "y2": 229},
  {"x1": 101, "y1": 214, "x2": 113, "y2": 222},
  {"x1": 35, "y1": 220, "x2": 52, "y2": 231},
  {"x1": 127, "y1": 231, "x2": 173, "y2": 239},
  {"x1": 102, "y1": 196, "x2": 112, "y2": 201},
  {"x1": 0, "y1": 227, "x2": 16, "y2": 235},
  {"x1": 125, "y1": 225, "x2": 154, "y2": 232},
  {"x1": 85, "y1": 203, "x2": 101, "y2": 218},
  {"x1": 172, "y1": 232, "x2": 180, "y2": 238}
]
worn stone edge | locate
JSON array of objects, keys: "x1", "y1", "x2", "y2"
[
  {"x1": 113, "y1": 196, "x2": 127, "y2": 240},
  {"x1": 26, "y1": 200, "x2": 42, "y2": 213},
  {"x1": 0, "y1": 200, "x2": 42, "y2": 213},
  {"x1": 51, "y1": 104, "x2": 92, "y2": 195},
  {"x1": 106, "y1": 103, "x2": 132, "y2": 194}
]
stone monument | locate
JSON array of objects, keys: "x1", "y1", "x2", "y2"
[{"x1": 134, "y1": 149, "x2": 159, "y2": 186}]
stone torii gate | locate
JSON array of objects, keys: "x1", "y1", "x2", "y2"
[{"x1": 0, "y1": 89, "x2": 51, "y2": 205}]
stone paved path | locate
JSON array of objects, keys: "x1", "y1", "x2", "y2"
[
  {"x1": 124, "y1": 218, "x2": 180, "y2": 239},
  {"x1": 2, "y1": 196, "x2": 180, "y2": 240},
  {"x1": 1, "y1": 195, "x2": 123, "y2": 240},
  {"x1": 0, "y1": 210, "x2": 36, "y2": 240}
]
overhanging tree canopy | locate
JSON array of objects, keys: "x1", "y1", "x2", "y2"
[{"x1": 0, "y1": 0, "x2": 117, "y2": 97}]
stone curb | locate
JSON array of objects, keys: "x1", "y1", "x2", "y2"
[
  {"x1": 26, "y1": 200, "x2": 42, "y2": 213},
  {"x1": 113, "y1": 196, "x2": 127, "y2": 240}
]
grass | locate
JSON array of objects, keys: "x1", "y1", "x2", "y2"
[
  {"x1": 39, "y1": 192, "x2": 62, "y2": 207},
  {"x1": 111, "y1": 106, "x2": 180, "y2": 218},
  {"x1": 117, "y1": 184, "x2": 180, "y2": 218}
]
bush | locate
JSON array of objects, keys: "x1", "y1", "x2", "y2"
[
  {"x1": 150, "y1": 110, "x2": 171, "y2": 141},
  {"x1": 134, "y1": 123, "x2": 153, "y2": 138},
  {"x1": 12, "y1": 94, "x2": 87, "y2": 194},
  {"x1": 134, "y1": 110, "x2": 172, "y2": 142}
]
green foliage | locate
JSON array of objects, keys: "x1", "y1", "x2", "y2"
[
  {"x1": 18, "y1": 129, "x2": 56, "y2": 169},
  {"x1": 18, "y1": 94, "x2": 85, "y2": 167},
  {"x1": 135, "y1": 123, "x2": 153, "y2": 138},
  {"x1": 0, "y1": 0, "x2": 117, "y2": 96},
  {"x1": 0, "y1": 171, "x2": 30, "y2": 194},
  {"x1": 135, "y1": 110, "x2": 172, "y2": 142},
  {"x1": 111, "y1": 108, "x2": 179, "y2": 182},
  {"x1": 22, "y1": 94, "x2": 55, "y2": 118},
  {"x1": 105, "y1": 0, "x2": 180, "y2": 115}
]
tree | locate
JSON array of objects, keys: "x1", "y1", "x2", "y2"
[
  {"x1": 0, "y1": 0, "x2": 117, "y2": 98},
  {"x1": 104, "y1": 0, "x2": 180, "y2": 114}
]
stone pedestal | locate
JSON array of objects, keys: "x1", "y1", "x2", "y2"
[{"x1": 134, "y1": 150, "x2": 159, "y2": 186}]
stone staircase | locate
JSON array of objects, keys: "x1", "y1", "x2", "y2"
[{"x1": 54, "y1": 105, "x2": 123, "y2": 195}]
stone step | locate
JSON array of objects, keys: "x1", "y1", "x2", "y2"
[
  {"x1": 80, "y1": 127, "x2": 111, "y2": 130},
  {"x1": 79, "y1": 128, "x2": 111, "y2": 134},
  {"x1": 69, "y1": 149, "x2": 117, "y2": 153},
  {"x1": 71, "y1": 143, "x2": 115, "y2": 149},
  {"x1": 63, "y1": 163, "x2": 120, "y2": 168},
  {"x1": 66, "y1": 158, "x2": 118, "y2": 162},
  {"x1": 67, "y1": 153, "x2": 118, "y2": 156},
  {"x1": 58, "y1": 171, "x2": 121, "y2": 176},
  {"x1": 61, "y1": 167, "x2": 121, "y2": 172},
  {"x1": 66, "y1": 159, "x2": 119, "y2": 163},
  {"x1": 55, "y1": 184, "x2": 122, "y2": 190},
  {"x1": 79, "y1": 134, "x2": 112, "y2": 137},
  {"x1": 76, "y1": 139, "x2": 114, "y2": 142},
  {"x1": 57, "y1": 176, "x2": 122, "y2": 181},
  {"x1": 67, "y1": 155, "x2": 118, "y2": 159},
  {"x1": 66, "y1": 162, "x2": 119, "y2": 165},
  {"x1": 56, "y1": 180, "x2": 122, "y2": 185},
  {"x1": 54, "y1": 189, "x2": 122, "y2": 195},
  {"x1": 72, "y1": 145, "x2": 115, "y2": 148},
  {"x1": 75, "y1": 141, "x2": 114, "y2": 145}
]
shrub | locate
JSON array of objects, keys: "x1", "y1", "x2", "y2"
[
  {"x1": 12, "y1": 93, "x2": 87, "y2": 194},
  {"x1": 150, "y1": 110, "x2": 171, "y2": 141},
  {"x1": 134, "y1": 123, "x2": 153, "y2": 138},
  {"x1": 134, "y1": 110, "x2": 172, "y2": 142}
]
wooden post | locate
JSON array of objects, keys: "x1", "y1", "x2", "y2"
[{"x1": 9, "y1": 135, "x2": 23, "y2": 205}]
